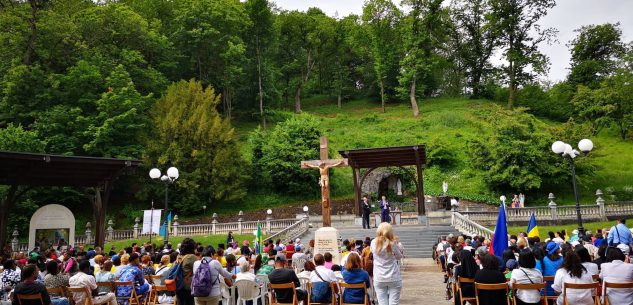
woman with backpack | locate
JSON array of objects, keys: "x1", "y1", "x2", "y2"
[{"x1": 192, "y1": 246, "x2": 235, "y2": 305}]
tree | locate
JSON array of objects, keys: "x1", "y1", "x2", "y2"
[
  {"x1": 363, "y1": 0, "x2": 403, "y2": 113},
  {"x1": 249, "y1": 115, "x2": 321, "y2": 195},
  {"x1": 568, "y1": 23, "x2": 625, "y2": 89},
  {"x1": 450, "y1": 0, "x2": 500, "y2": 97},
  {"x1": 244, "y1": 0, "x2": 275, "y2": 126},
  {"x1": 469, "y1": 109, "x2": 566, "y2": 191},
  {"x1": 570, "y1": 85, "x2": 614, "y2": 136},
  {"x1": 0, "y1": 124, "x2": 45, "y2": 250},
  {"x1": 83, "y1": 65, "x2": 153, "y2": 159},
  {"x1": 490, "y1": 0, "x2": 557, "y2": 109},
  {"x1": 145, "y1": 80, "x2": 248, "y2": 215},
  {"x1": 399, "y1": 0, "x2": 451, "y2": 117}
]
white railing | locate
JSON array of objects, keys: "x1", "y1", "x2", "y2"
[
  {"x1": 451, "y1": 212, "x2": 494, "y2": 240},
  {"x1": 267, "y1": 217, "x2": 310, "y2": 243}
]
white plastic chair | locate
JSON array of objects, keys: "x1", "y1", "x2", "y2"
[
  {"x1": 298, "y1": 274, "x2": 311, "y2": 291},
  {"x1": 220, "y1": 281, "x2": 237, "y2": 305},
  {"x1": 292, "y1": 258, "x2": 307, "y2": 274},
  {"x1": 256, "y1": 275, "x2": 269, "y2": 305},
  {"x1": 235, "y1": 280, "x2": 261, "y2": 305}
]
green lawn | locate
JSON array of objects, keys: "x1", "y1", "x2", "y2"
[
  {"x1": 103, "y1": 234, "x2": 257, "y2": 251},
  {"x1": 505, "y1": 219, "x2": 625, "y2": 241},
  {"x1": 231, "y1": 96, "x2": 633, "y2": 213}
]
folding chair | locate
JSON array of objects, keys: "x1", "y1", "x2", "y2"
[
  {"x1": 152, "y1": 285, "x2": 176, "y2": 305},
  {"x1": 269, "y1": 283, "x2": 299, "y2": 305},
  {"x1": 339, "y1": 282, "x2": 368, "y2": 305},
  {"x1": 97, "y1": 282, "x2": 114, "y2": 293},
  {"x1": 543, "y1": 275, "x2": 557, "y2": 304},
  {"x1": 307, "y1": 282, "x2": 336, "y2": 305},
  {"x1": 67, "y1": 286, "x2": 94, "y2": 305},
  {"x1": 457, "y1": 277, "x2": 476, "y2": 305},
  {"x1": 562, "y1": 282, "x2": 600, "y2": 305},
  {"x1": 602, "y1": 281, "x2": 633, "y2": 305},
  {"x1": 512, "y1": 282, "x2": 547, "y2": 305},
  {"x1": 592, "y1": 274, "x2": 600, "y2": 282},
  {"x1": 235, "y1": 279, "x2": 262, "y2": 305},
  {"x1": 46, "y1": 287, "x2": 67, "y2": 298},
  {"x1": 475, "y1": 283, "x2": 511, "y2": 305},
  {"x1": 114, "y1": 281, "x2": 142, "y2": 305},
  {"x1": 16, "y1": 293, "x2": 45, "y2": 305}
]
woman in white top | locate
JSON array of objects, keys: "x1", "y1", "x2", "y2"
[
  {"x1": 552, "y1": 251, "x2": 595, "y2": 305},
  {"x1": 575, "y1": 247, "x2": 599, "y2": 276},
  {"x1": 510, "y1": 250, "x2": 544, "y2": 305},
  {"x1": 371, "y1": 222, "x2": 403, "y2": 305},
  {"x1": 599, "y1": 247, "x2": 633, "y2": 305}
]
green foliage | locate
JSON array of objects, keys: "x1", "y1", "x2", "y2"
[
  {"x1": 469, "y1": 108, "x2": 566, "y2": 191},
  {"x1": 568, "y1": 23, "x2": 625, "y2": 88},
  {"x1": 249, "y1": 116, "x2": 321, "y2": 195},
  {"x1": 426, "y1": 137, "x2": 459, "y2": 168},
  {"x1": 515, "y1": 84, "x2": 572, "y2": 121},
  {"x1": 0, "y1": 124, "x2": 45, "y2": 152},
  {"x1": 145, "y1": 80, "x2": 249, "y2": 215}
]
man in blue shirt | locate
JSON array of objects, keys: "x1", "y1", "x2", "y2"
[{"x1": 607, "y1": 219, "x2": 632, "y2": 255}]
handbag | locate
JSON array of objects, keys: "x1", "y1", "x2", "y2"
[{"x1": 310, "y1": 270, "x2": 333, "y2": 303}]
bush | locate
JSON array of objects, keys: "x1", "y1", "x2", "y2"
[
  {"x1": 249, "y1": 115, "x2": 322, "y2": 195},
  {"x1": 515, "y1": 83, "x2": 573, "y2": 121},
  {"x1": 426, "y1": 138, "x2": 459, "y2": 169}
]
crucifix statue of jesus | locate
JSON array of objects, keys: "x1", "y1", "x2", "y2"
[{"x1": 301, "y1": 136, "x2": 348, "y2": 227}]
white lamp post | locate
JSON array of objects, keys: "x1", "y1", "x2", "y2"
[
  {"x1": 552, "y1": 139, "x2": 594, "y2": 236},
  {"x1": 303, "y1": 206, "x2": 309, "y2": 218},
  {"x1": 266, "y1": 209, "x2": 272, "y2": 220},
  {"x1": 149, "y1": 166, "x2": 179, "y2": 245}
]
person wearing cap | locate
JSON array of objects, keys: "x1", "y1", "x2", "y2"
[
  {"x1": 268, "y1": 255, "x2": 306, "y2": 303},
  {"x1": 536, "y1": 242, "x2": 563, "y2": 297},
  {"x1": 69, "y1": 260, "x2": 116, "y2": 305},
  {"x1": 569, "y1": 229, "x2": 580, "y2": 242},
  {"x1": 291, "y1": 246, "x2": 308, "y2": 263}
]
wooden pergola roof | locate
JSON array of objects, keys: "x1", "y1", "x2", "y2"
[
  {"x1": 0, "y1": 151, "x2": 141, "y2": 187},
  {"x1": 339, "y1": 145, "x2": 426, "y2": 169}
]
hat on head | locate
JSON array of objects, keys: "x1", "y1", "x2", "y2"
[
  {"x1": 572, "y1": 229, "x2": 579, "y2": 235},
  {"x1": 275, "y1": 254, "x2": 286, "y2": 262},
  {"x1": 506, "y1": 259, "x2": 518, "y2": 270},
  {"x1": 295, "y1": 238, "x2": 301, "y2": 243},
  {"x1": 546, "y1": 242, "x2": 560, "y2": 255}
]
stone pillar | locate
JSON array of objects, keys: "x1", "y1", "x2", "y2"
[
  {"x1": 85, "y1": 222, "x2": 93, "y2": 245},
  {"x1": 238, "y1": 211, "x2": 243, "y2": 234},
  {"x1": 11, "y1": 226, "x2": 19, "y2": 252},
  {"x1": 172, "y1": 215, "x2": 179, "y2": 237},
  {"x1": 133, "y1": 217, "x2": 140, "y2": 239},
  {"x1": 107, "y1": 220, "x2": 114, "y2": 241},
  {"x1": 596, "y1": 189, "x2": 606, "y2": 220},
  {"x1": 266, "y1": 210, "x2": 272, "y2": 234},
  {"x1": 212, "y1": 213, "x2": 218, "y2": 235},
  {"x1": 548, "y1": 193, "x2": 557, "y2": 221}
]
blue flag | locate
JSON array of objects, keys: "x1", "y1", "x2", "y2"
[
  {"x1": 159, "y1": 212, "x2": 172, "y2": 237},
  {"x1": 492, "y1": 202, "x2": 508, "y2": 257}
]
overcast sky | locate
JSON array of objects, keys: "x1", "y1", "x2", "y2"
[{"x1": 273, "y1": 0, "x2": 633, "y2": 82}]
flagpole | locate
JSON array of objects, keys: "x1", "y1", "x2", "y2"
[{"x1": 150, "y1": 200, "x2": 154, "y2": 244}]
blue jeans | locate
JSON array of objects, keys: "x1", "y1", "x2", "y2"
[
  {"x1": 52, "y1": 297, "x2": 70, "y2": 305},
  {"x1": 374, "y1": 280, "x2": 402, "y2": 305}
]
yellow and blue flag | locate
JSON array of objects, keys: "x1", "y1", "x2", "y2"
[
  {"x1": 159, "y1": 212, "x2": 172, "y2": 237},
  {"x1": 527, "y1": 213, "x2": 539, "y2": 238}
]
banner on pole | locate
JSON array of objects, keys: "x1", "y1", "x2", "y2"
[{"x1": 142, "y1": 209, "x2": 162, "y2": 234}]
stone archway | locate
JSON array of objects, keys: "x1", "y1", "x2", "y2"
[{"x1": 29, "y1": 204, "x2": 75, "y2": 250}]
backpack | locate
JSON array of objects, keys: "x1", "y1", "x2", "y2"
[{"x1": 191, "y1": 259, "x2": 218, "y2": 297}]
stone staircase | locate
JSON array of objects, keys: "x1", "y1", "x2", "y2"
[{"x1": 298, "y1": 224, "x2": 460, "y2": 258}]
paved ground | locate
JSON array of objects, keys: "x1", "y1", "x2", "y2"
[{"x1": 400, "y1": 258, "x2": 450, "y2": 305}]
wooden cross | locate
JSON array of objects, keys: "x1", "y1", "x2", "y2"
[{"x1": 301, "y1": 136, "x2": 348, "y2": 227}]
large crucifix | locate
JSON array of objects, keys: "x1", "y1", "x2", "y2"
[{"x1": 301, "y1": 136, "x2": 348, "y2": 227}]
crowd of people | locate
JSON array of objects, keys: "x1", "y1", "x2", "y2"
[
  {"x1": 0, "y1": 222, "x2": 405, "y2": 305},
  {"x1": 434, "y1": 219, "x2": 633, "y2": 305}
]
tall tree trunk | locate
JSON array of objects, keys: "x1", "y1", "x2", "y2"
[
  {"x1": 410, "y1": 75, "x2": 420, "y2": 117},
  {"x1": 508, "y1": 59, "x2": 516, "y2": 110},
  {"x1": 0, "y1": 186, "x2": 17, "y2": 251},
  {"x1": 256, "y1": 38, "x2": 266, "y2": 128},
  {"x1": 337, "y1": 94, "x2": 341, "y2": 109},
  {"x1": 294, "y1": 85, "x2": 302, "y2": 113},
  {"x1": 23, "y1": 0, "x2": 38, "y2": 65},
  {"x1": 380, "y1": 79, "x2": 386, "y2": 113}
]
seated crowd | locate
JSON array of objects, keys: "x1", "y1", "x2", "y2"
[
  {"x1": 0, "y1": 222, "x2": 405, "y2": 305},
  {"x1": 434, "y1": 219, "x2": 633, "y2": 305}
]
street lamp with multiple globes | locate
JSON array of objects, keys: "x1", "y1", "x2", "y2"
[
  {"x1": 551, "y1": 139, "x2": 594, "y2": 236},
  {"x1": 149, "y1": 167, "x2": 179, "y2": 245}
]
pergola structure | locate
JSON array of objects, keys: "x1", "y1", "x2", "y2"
[
  {"x1": 339, "y1": 145, "x2": 427, "y2": 216},
  {"x1": 0, "y1": 151, "x2": 141, "y2": 248}
]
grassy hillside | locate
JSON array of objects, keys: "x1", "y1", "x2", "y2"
[{"x1": 230, "y1": 96, "x2": 633, "y2": 212}]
